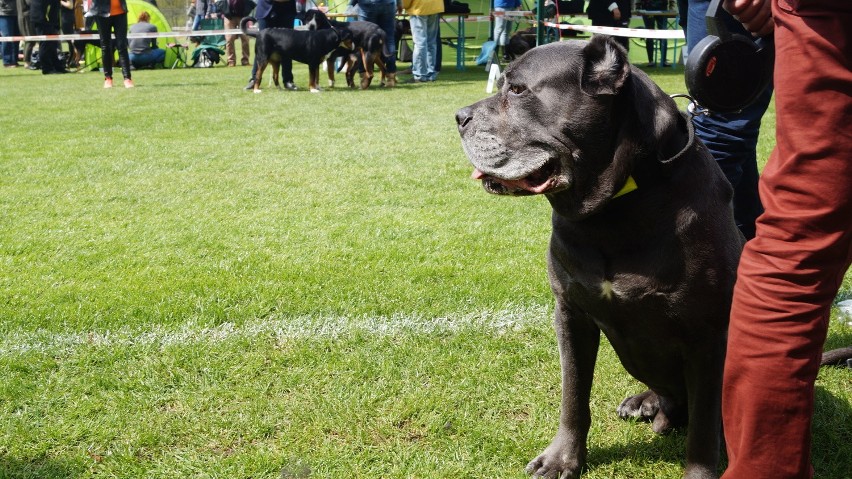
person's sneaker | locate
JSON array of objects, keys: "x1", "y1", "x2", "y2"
[
  {"x1": 104, "y1": 77, "x2": 113, "y2": 89},
  {"x1": 284, "y1": 82, "x2": 298, "y2": 91},
  {"x1": 244, "y1": 78, "x2": 256, "y2": 90},
  {"x1": 124, "y1": 79, "x2": 135, "y2": 88}
]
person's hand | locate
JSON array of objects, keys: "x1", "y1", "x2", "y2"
[
  {"x1": 723, "y1": 0, "x2": 773, "y2": 37},
  {"x1": 612, "y1": 7, "x2": 621, "y2": 21}
]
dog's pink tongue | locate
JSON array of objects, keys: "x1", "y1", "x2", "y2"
[{"x1": 471, "y1": 169, "x2": 486, "y2": 180}]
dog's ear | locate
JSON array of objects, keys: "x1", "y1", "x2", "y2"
[{"x1": 580, "y1": 35, "x2": 630, "y2": 96}]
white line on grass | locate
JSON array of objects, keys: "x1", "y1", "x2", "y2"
[{"x1": 0, "y1": 305, "x2": 552, "y2": 356}]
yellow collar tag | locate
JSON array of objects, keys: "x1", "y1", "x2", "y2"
[{"x1": 613, "y1": 176, "x2": 638, "y2": 199}]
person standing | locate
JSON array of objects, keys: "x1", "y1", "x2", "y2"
[
  {"x1": 638, "y1": 0, "x2": 671, "y2": 67},
  {"x1": 492, "y1": 0, "x2": 520, "y2": 64},
  {"x1": 0, "y1": 0, "x2": 20, "y2": 67},
  {"x1": 686, "y1": 0, "x2": 772, "y2": 240},
  {"x1": 29, "y1": 0, "x2": 67, "y2": 73},
  {"x1": 718, "y1": 1, "x2": 852, "y2": 478},
  {"x1": 402, "y1": 0, "x2": 442, "y2": 83},
  {"x1": 356, "y1": 0, "x2": 399, "y2": 87},
  {"x1": 128, "y1": 10, "x2": 165, "y2": 67},
  {"x1": 89, "y1": 0, "x2": 132, "y2": 88},
  {"x1": 586, "y1": 0, "x2": 630, "y2": 50},
  {"x1": 220, "y1": 0, "x2": 251, "y2": 66},
  {"x1": 243, "y1": 0, "x2": 298, "y2": 90}
]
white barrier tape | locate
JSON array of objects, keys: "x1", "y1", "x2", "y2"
[
  {"x1": 542, "y1": 21, "x2": 684, "y2": 39},
  {"x1": 0, "y1": 29, "x2": 245, "y2": 43}
]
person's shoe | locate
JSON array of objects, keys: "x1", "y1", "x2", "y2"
[
  {"x1": 227, "y1": 62, "x2": 236, "y2": 67},
  {"x1": 124, "y1": 78, "x2": 135, "y2": 88},
  {"x1": 244, "y1": 78, "x2": 256, "y2": 90},
  {"x1": 284, "y1": 81, "x2": 298, "y2": 91},
  {"x1": 646, "y1": 62, "x2": 656, "y2": 68},
  {"x1": 104, "y1": 77, "x2": 113, "y2": 88},
  {"x1": 661, "y1": 62, "x2": 672, "y2": 67},
  {"x1": 241, "y1": 60, "x2": 250, "y2": 66},
  {"x1": 403, "y1": 76, "x2": 424, "y2": 84}
]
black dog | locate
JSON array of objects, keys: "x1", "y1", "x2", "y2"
[
  {"x1": 302, "y1": 9, "x2": 393, "y2": 89},
  {"x1": 457, "y1": 36, "x2": 743, "y2": 479},
  {"x1": 240, "y1": 16, "x2": 353, "y2": 93}
]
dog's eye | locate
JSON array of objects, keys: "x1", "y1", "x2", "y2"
[{"x1": 508, "y1": 84, "x2": 526, "y2": 96}]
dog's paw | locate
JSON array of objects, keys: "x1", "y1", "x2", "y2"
[
  {"x1": 310, "y1": 88, "x2": 321, "y2": 93},
  {"x1": 525, "y1": 452, "x2": 583, "y2": 479},
  {"x1": 525, "y1": 436, "x2": 585, "y2": 479},
  {"x1": 617, "y1": 390, "x2": 660, "y2": 421},
  {"x1": 253, "y1": 89, "x2": 262, "y2": 94}
]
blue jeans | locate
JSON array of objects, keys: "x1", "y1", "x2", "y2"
[
  {"x1": 492, "y1": 7, "x2": 514, "y2": 46},
  {"x1": 409, "y1": 14, "x2": 439, "y2": 81},
  {"x1": 0, "y1": 15, "x2": 19, "y2": 66},
  {"x1": 130, "y1": 48, "x2": 166, "y2": 67},
  {"x1": 687, "y1": 0, "x2": 773, "y2": 240},
  {"x1": 358, "y1": 1, "x2": 397, "y2": 73}
]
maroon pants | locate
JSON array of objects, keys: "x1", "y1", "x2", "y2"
[{"x1": 721, "y1": 1, "x2": 852, "y2": 478}]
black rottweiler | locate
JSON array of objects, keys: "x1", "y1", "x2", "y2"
[
  {"x1": 458, "y1": 36, "x2": 742, "y2": 479},
  {"x1": 302, "y1": 9, "x2": 393, "y2": 89},
  {"x1": 240, "y1": 16, "x2": 353, "y2": 93}
]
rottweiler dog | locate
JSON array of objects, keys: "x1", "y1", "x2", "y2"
[
  {"x1": 302, "y1": 9, "x2": 393, "y2": 89},
  {"x1": 458, "y1": 36, "x2": 742, "y2": 479},
  {"x1": 240, "y1": 16, "x2": 353, "y2": 93}
]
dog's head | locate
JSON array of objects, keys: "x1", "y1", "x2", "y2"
[
  {"x1": 456, "y1": 36, "x2": 689, "y2": 219},
  {"x1": 303, "y1": 9, "x2": 331, "y2": 30}
]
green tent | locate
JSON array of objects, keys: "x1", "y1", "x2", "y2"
[{"x1": 86, "y1": 0, "x2": 181, "y2": 69}]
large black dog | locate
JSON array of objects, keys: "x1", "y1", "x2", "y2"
[
  {"x1": 457, "y1": 36, "x2": 743, "y2": 479},
  {"x1": 240, "y1": 16, "x2": 353, "y2": 93},
  {"x1": 302, "y1": 9, "x2": 393, "y2": 89}
]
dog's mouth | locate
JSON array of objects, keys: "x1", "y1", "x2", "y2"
[{"x1": 472, "y1": 160, "x2": 562, "y2": 196}]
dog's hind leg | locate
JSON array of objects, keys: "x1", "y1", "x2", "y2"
[
  {"x1": 326, "y1": 57, "x2": 336, "y2": 88},
  {"x1": 254, "y1": 61, "x2": 268, "y2": 93},
  {"x1": 271, "y1": 60, "x2": 281, "y2": 89},
  {"x1": 359, "y1": 49, "x2": 373, "y2": 90},
  {"x1": 309, "y1": 65, "x2": 320, "y2": 93}
]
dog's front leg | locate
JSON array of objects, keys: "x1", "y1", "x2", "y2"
[
  {"x1": 309, "y1": 65, "x2": 320, "y2": 93},
  {"x1": 681, "y1": 340, "x2": 724, "y2": 479},
  {"x1": 526, "y1": 279, "x2": 599, "y2": 478}
]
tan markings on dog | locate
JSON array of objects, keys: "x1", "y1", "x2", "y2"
[{"x1": 600, "y1": 280, "x2": 615, "y2": 300}]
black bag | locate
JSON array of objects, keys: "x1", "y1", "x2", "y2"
[
  {"x1": 557, "y1": 0, "x2": 584, "y2": 14},
  {"x1": 443, "y1": 0, "x2": 470, "y2": 14}
]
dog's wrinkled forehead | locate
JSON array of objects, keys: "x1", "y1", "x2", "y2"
[{"x1": 503, "y1": 42, "x2": 587, "y2": 88}]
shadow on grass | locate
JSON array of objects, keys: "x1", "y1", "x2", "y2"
[
  {"x1": 583, "y1": 382, "x2": 852, "y2": 477},
  {"x1": 0, "y1": 456, "x2": 84, "y2": 479}
]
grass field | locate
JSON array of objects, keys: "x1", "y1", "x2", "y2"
[{"x1": 1, "y1": 45, "x2": 850, "y2": 479}]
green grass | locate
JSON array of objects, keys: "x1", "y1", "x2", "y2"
[{"x1": 0, "y1": 52, "x2": 849, "y2": 479}]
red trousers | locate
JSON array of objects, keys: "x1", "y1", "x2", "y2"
[{"x1": 721, "y1": 1, "x2": 852, "y2": 478}]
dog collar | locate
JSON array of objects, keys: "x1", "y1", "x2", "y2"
[{"x1": 613, "y1": 176, "x2": 637, "y2": 199}]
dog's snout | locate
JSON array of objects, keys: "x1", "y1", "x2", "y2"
[{"x1": 456, "y1": 106, "x2": 474, "y2": 131}]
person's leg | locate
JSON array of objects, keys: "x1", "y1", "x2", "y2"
[
  {"x1": 424, "y1": 13, "x2": 439, "y2": 80},
  {"x1": 642, "y1": 15, "x2": 654, "y2": 64},
  {"x1": 686, "y1": 0, "x2": 770, "y2": 240},
  {"x1": 96, "y1": 16, "x2": 114, "y2": 78},
  {"x1": 409, "y1": 14, "x2": 427, "y2": 80},
  {"x1": 377, "y1": 2, "x2": 396, "y2": 73},
  {"x1": 493, "y1": 6, "x2": 506, "y2": 60},
  {"x1": 721, "y1": 2, "x2": 852, "y2": 478},
  {"x1": 112, "y1": 13, "x2": 130, "y2": 80},
  {"x1": 224, "y1": 16, "x2": 237, "y2": 65},
  {"x1": 655, "y1": 16, "x2": 667, "y2": 64},
  {"x1": 0, "y1": 16, "x2": 18, "y2": 65},
  {"x1": 152, "y1": 48, "x2": 165, "y2": 65}
]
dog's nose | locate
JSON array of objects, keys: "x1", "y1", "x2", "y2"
[{"x1": 456, "y1": 107, "x2": 473, "y2": 131}]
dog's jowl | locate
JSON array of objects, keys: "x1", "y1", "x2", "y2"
[{"x1": 457, "y1": 36, "x2": 744, "y2": 479}]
